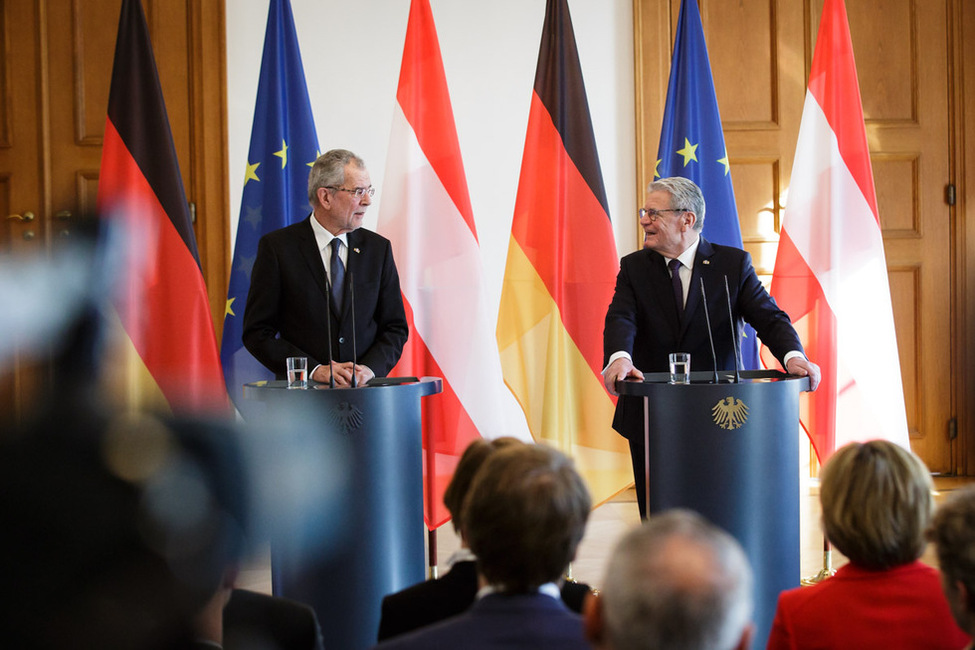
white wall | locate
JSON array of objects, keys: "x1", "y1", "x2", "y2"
[{"x1": 226, "y1": 0, "x2": 636, "y2": 436}]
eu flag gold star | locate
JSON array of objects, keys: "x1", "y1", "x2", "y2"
[
  {"x1": 244, "y1": 161, "x2": 260, "y2": 186},
  {"x1": 225, "y1": 297, "x2": 236, "y2": 317},
  {"x1": 274, "y1": 140, "x2": 288, "y2": 168},
  {"x1": 676, "y1": 138, "x2": 699, "y2": 167},
  {"x1": 718, "y1": 150, "x2": 731, "y2": 175}
]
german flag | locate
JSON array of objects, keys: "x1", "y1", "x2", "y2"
[
  {"x1": 496, "y1": 0, "x2": 630, "y2": 502},
  {"x1": 96, "y1": 0, "x2": 227, "y2": 414}
]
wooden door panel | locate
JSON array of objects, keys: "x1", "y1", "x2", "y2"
[
  {"x1": 0, "y1": 1, "x2": 46, "y2": 421},
  {"x1": 889, "y1": 266, "x2": 921, "y2": 436},
  {"x1": 702, "y1": 0, "x2": 778, "y2": 128},
  {"x1": 843, "y1": 0, "x2": 915, "y2": 123},
  {"x1": 850, "y1": 0, "x2": 952, "y2": 470},
  {"x1": 45, "y1": 0, "x2": 112, "y2": 229},
  {"x1": 1, "y1": 1, "x2": 44, "y2": 250}
]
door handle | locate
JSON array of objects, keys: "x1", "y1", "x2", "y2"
[{"x1": 6, "y1": 211, "x2": 35, "y2": 222}]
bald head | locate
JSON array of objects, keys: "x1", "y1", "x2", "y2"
[{"x1": 589, "y1": 510, "x2": 753, "y2": 650}]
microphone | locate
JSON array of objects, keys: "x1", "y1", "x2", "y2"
[
  {"x1": 348, "y1": 270, "x2": 358, "y2": 388},
  {"x1": 723, "y1": 275, "x2": 741, "y2": 383},
  {"x1": 324, "y1": 269, "x2": 335, "y2": 389},
  {"x1": 699, "y1": 277, "x2": 720, "y2": 384}
]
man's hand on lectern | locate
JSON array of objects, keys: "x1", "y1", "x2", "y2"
[
  {"x1": 603, "y1": 358, "x2": 644, "y2": 396},
  {"x1": 786, "y1": 357, "x2": 821, "y2": 391}
]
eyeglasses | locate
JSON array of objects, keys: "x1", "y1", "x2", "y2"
[
  {"x1": 325, "y1": 186, "x2": 375, "y2": 199},
  {"x1": 638, "y1": 207, "x2": 685, "y2": 222}
]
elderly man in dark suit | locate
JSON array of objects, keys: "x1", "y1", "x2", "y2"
[
  {"x1": 372, "y1": 443, "x2": 592, "y2": 650},
  {"x1": 243, "y1": 149, "x2": 408, "y2": 387},
  {"x1": 603, "y1": 176, "x2": 820, "y2": 517}
]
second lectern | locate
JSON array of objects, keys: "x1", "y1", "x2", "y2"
[
  {"x1": 617, "y1": 370, "x2": 809, "y2": 649},
  {"x1": 245, "y1": 377, "x2": 442, "y2": 650}
]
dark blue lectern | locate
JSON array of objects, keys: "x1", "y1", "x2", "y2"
[
  {"x1": 245, "y1": 378, "x2": 442, "y2": 650},
  {"x1": 617, "y1": 370, "x2": 809, "y2": 648}
]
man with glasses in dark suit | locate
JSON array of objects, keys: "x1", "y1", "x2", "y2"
[
  {"x1": 603, "y1": 177, "x2": 820, "y2": 518},
  {"x1": 243, "y1": 149, "x2": 408, "y2": 387}
]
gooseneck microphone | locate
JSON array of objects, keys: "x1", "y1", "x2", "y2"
[
  {"x1": 724, "y1": 275, "x2": 741, "y2": 383},
  {"x1": 348, "y1": 270, "x2": 358, "y2": 388},
  {"x1": 699, "y1": 277, "x2": 720, "y2": 384},
  {"x1": 324, "y1": 270, "x2": 335, "y2": 389}
]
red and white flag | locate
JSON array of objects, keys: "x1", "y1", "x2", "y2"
[
  {"x1": 377, "y1": 0, "x2": 513, "y2": 529},
  {"x1": 769, "y1": 0, "x2": 908, "y2": 461}
]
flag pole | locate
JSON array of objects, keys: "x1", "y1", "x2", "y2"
[
  {"x1": 427, "y1": 435, "x2": 438, "y2": 578},
  {"x1": 801, "y1": 537, "x2": 836, "y2": 585}
]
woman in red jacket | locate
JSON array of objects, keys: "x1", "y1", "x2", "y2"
[{"x1": 767, "y1": 440, "x2": 970, "y2": 650}]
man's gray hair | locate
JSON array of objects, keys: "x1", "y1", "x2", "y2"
[
  {"x1": 601, "y1": 510, "x2": 753, "y2": 650},
  {"x1": 307, "y1": 149, "x2": 366, "y2": 207},
  {"x1": 647, "y1": 177, "x2": 706, "y2": 232}
]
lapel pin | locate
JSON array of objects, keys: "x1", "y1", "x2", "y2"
[
  {"x1": 703, "y1": 260, "x2": 710, "y2": 265},
  {"x1": 354, "y1": 247, "x2": 360, "y2": 254}
]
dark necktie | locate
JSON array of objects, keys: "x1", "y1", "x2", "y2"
[
  {"x1": 330, "y1": 238, "x2": 345, "y2": 312},
  {"x1": 669, "y1": 258, "x2": 684, "y2": 320}
]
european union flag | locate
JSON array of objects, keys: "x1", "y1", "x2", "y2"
[
  {"x1": 220, "y1": 0, "x2": 319, "y2": 411},
  {"x1": 655, "y1": 0, "x2": 759, "y2": 369}
]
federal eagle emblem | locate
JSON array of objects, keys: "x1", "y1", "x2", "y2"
[
  {"x1": 332, "y1": 401, "x2": 364, "y2": 434},
  {"x1": 712, "y1": 396, "x2": 749, "y2": 430}
]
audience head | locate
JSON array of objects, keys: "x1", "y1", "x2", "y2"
[
  {"x1": 442, "y1": 437, "x2": 523, "y2": 536},
  {"x1": 462, "y1": 442, "x2": 591, "y2": 593},
  {"x1": 820, "y1": 439, "x2": 933, "y2": 570},
  {"x1": 929, "y1": 484, "x2": 975, "y2": 636},
  {"x1": 588, "y1": 509, "x2": 753, "y2": 650},
  {"x1": 0, "y1": 408, "x2": 250, "y2": 649}
]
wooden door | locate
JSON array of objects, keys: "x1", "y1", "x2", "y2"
[
  {"x1": 634, "y1": 0, "x2": 962, "y2": 473},
  {"x1": 0, "y1": 1, "x2": 47, "y2": 416},
  {"x1": 837, "y1": 0, "x2": 953, "y2": 471},
  {"x1": 0, "y1": 0, "x2": 228, "y2": 423}
]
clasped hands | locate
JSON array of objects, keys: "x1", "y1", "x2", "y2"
[{"x1": 311, "y1": 361, "x2": 375, "y2": 387}]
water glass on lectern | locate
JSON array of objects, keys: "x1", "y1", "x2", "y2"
[
  {"x1": 669, "y1": 352, "x2": 690, "y2": 384},
  {"x1": 286, "y1": 356, "x2": 308, "y2": 389}
]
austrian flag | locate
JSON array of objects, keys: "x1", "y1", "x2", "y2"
[{"x1": 770, "y1": 0, "x2": 909, "y2": 461}]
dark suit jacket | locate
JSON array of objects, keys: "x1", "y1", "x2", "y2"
[
  {"x1": 223, "y1": 588, "x2": 325, "y2": 650},
  {"x1": 242, "y1": 218, "x2": 408, "y2": 377},
  {"x1": 604, "y1": 237, "x2": 803, "y2": 440},
  {"x1": 376, "y1": 560, "x2": 592, "y2": 642},
  {"x1": 372, "y1": 592, "x2": 590, "y2": 650}
]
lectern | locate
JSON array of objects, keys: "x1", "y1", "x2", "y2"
[
  {"x1": 616, "y1": 370, "x2": 810, "y2": 648},
  {"x1": 245, "y1": 378, "x2": 442, "y2": 650}
]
